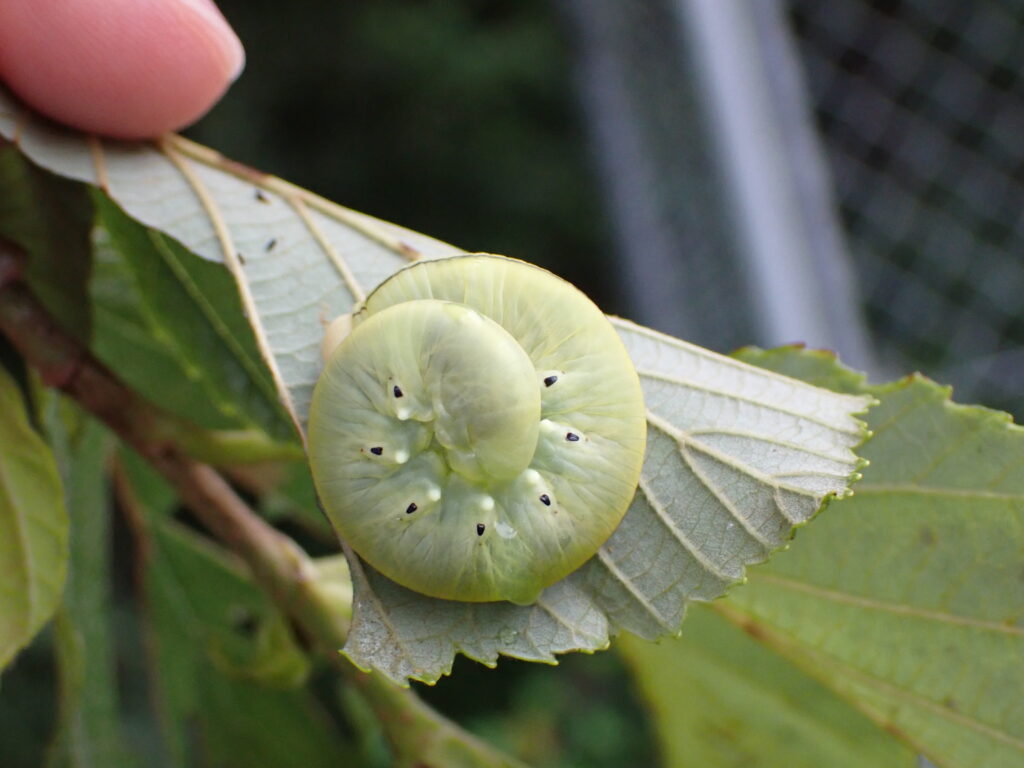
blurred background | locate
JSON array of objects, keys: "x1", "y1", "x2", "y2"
[{"x1": 6, "y1": 1, "x2": 1016, "y2": 766}]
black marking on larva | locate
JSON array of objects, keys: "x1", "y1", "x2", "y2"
[
  {"x1": 566, "y1": 432, "x2": 580, "y2": 442},
  {"x1": 476, "y1": 523, "x2": 486, "y2": 536},
  {"x1": 406, "y1": 503, "x2": 417, "y2": 514},
  {"x1": 237, "y1": 252, "x2": 246, "y2": 265},
  {"x1": 265, "y1": 238, "x2": 277, "y2": 252},
  {"x1": 393, "y1": 385, "x2": 404, "y2": 398},
  {"x1": 543, "y1": 375, "x2": 558, "y2": 387},
  {"x1": 539, "y1": 494, "x2": 551, "y2": 506},
  {"x1": 369, "y1": 446, "x2": 383, "y2": 456},
  {"x1": 254, "y1": 189, "x2": 271, "y2": 203}
]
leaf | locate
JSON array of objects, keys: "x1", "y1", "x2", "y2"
[
  {"x1": 0, "y1": 91, "x2": 457, "y2": 430},
  {"x1": 0, "y1": 141, "x2": 92, "y2": 338},
  {"x1": 117, "y1": 450, "x2": 353, "y2": 768},
  {"x1": 341, "y1": 325, "x2": 871, "y2": 683},
  {"x1": 618, "y1": 603, "x2": 916, "y2": 768},
  {"x1": 94, "y1": 192, "x2": 296, "y2": 442},
  {"x1": 0, "y1": 365, "x2": 68, "y2": 671},
  {"x1": 0, "y1": 88, "x2": 873, "y2": 684},
  {"x1": 723, "y1": 348, "x2": 1024, "y2": 768},
  {"x1": 258, "y1": 462, "x2": 334, "y2": 539},
  {"x1": 46, "y1": 413, "x2": 139, "y2": 768},
  {"x1": 90, "y1": 221, "x2": 246, "y2": 431}
]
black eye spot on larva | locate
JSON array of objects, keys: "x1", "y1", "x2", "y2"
[
  {"x1": 254, "y1": 189, "x2": 271, "y2": 203},
  {"x1": 393, "y1": 385, "x2": 404, "y2": 398},
  {"x1": 369, "y1": 446, "x2": 383, "y2": 456},
  {"x1": 543, "y1": 375, "x2": 558, "y2": 387},
  {"x1": 265, "y1": 238, "x2": 277, "y2": 252},
  {"x1": 566, "y1": 432, "x2": 580, "y2": 442},
  {"x1": 406, "y1": 502, "x2": 417, "y2": 514},
  {"x1": 539, "y1": 494, "x2": 551, "y2": 506},
  {"x1": 476, "y1": 523, "x2": 486, "y2": 536}
]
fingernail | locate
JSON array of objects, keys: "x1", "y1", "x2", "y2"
[{"x1": 177, "y1": 0, "x2": 246, "y2": 81}]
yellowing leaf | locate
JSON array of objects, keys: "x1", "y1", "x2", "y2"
[{"x1": 0, "y1": 366, "x2": 68, "y2": 671}]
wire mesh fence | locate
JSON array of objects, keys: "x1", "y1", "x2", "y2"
[{"x1": 789, "y1": 0, "x2": 1024, "y2": 415}]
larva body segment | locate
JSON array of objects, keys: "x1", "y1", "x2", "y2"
[{"x1": 308, "y1": 254, "x2": 646, "y2": 604}]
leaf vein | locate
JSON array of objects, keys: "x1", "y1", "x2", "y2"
[
  {"x1": 637, "y1": 477, "x2": 734, "y2": 580},
  {"x1": 594, "y1": 549, "x2": 674, "y2": 632},
  {"x1": 158, "y1": 139, "x2": 303, "y2": 438},
  {"x1": 750, "y1": 572, "x2": 1024, "y2": 635}
]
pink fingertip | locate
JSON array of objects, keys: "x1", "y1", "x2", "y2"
[{"x1": 0, "y1": 0, "x2": 246, "y2": 139}]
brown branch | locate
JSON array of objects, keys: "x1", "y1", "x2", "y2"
[{"x1": 0, "y1": 237, "x2": 525, "y2": 768}]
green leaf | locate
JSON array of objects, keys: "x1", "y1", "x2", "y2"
[
  {"x1": 90, "y1": 222, "x2": 248, "y2": 432},
  {"x1": 0, "y1": 365, "x2": 68, "y2": 671},
  {"x1": 94, "y1": 193, "x2": 296, "y2": 443},
  {"x1": 46, "y1": 413, "x2": 139, "y2": 768},
  {"x1": 118, "y1": 451, "x2": 352, "y2": 768},
  {"x1": 0, "y1": 87, "x2": 872, "y2": 685},
  {"x1": 340, "y1": 324, "x2": 871, "y2": 683},
  {"x1": 258, "y1": 461, "x2": 334, "y2": 539},
  {"x1": 724, "y1": 348, "x2": 1024, "y2": 768},
  {"x1": 0, "y1": 142, "x2": 92, "y2": 338},
  {"x1": 0, "y1": 96, "x2": 446, "y2": 428},
  {"x1": 619, "y1": 603, "x2": 916, "y2": 768}
]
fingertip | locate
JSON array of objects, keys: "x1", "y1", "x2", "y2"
[
  {"x1": 0, "y1": 0, "x2": 246, "y2": 139},
  {"x1": 179, "y1": 0, "x2": 246, "y2": 82}
]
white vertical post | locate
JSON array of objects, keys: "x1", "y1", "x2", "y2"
[{"x1": 674, "y1": 0, "x2": 878, "y2": 371}]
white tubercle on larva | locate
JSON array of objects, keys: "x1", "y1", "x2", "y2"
[{"x1": 495, "y1": 521, "x2": 518, "y2": 539}]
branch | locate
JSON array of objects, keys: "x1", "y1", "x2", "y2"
[{"x1": 0, "y1": 238, "x2": 525, "y2": 768}]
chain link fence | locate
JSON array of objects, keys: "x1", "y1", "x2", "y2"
[{"x1": 790, "y1": 0, "x2": 1024, "y2": 415}]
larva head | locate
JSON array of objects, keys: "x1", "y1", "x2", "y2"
[{"x1": 308, "y1": 254, "x2": 646, "y2": 604}]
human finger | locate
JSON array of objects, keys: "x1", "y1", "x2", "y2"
[{"x1": 0, "y1": 0, "x2": 245, "y2": 139}]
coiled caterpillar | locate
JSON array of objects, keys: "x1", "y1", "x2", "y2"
[{"x1": 308, "y1": 254, "x2": 645, "y2": 604}]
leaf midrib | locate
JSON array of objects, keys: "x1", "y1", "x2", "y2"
[
  {"x1": 746, "y1": 571, "x2": 1024, "y2": 635},
  {"x1": 855, "y1": 484, "x2": 1024, "y2": 502}
]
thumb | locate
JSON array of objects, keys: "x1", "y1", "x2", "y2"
[{"x1": 0, "y1": 0, "x2": 245, "y2": 140}]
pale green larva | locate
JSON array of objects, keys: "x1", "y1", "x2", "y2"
[{"x1": 307, "y1": 254, "x2": 646, "y2": 605}]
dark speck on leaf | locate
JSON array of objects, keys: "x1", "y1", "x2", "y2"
[
  {"x1": 237, "y1": 252, "x2": 246, "y2": 265},
  {"x1": 232, "y1": 609, "x2": 260, "y2": 637},
  {"x1": 539, "y1": 494, "x2": 551, "y2": 506},
  {"x1": 406, "y1": 503, "x2": 417, "y2": 514},
  {"x1": 265, "y1": 238, "x2": 277, "y2": 252},
  {"x1": 394, "y1": 385, "x2": 404, "y2": 398},
  {"x1": 369, "y1": 446, "x2": 383, "y2": 456},
  {"x1": 566, "y1": 432, "x2": 580, "y2": 442},
  {"x1": 254, "y1": 189, "x2": 271, "y2": 203},
  {"x1": 476, "y1": 523, "x2": 485, "y2": 536},
  {"x1": 543, "y1": 375, "x2": 558, "y2": 387}
]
